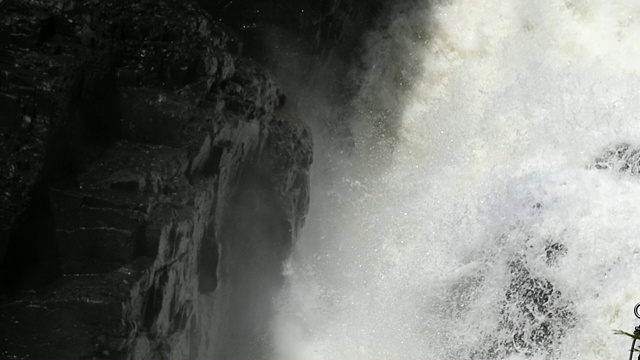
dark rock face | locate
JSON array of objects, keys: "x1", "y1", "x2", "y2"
[
  {"x1": 0, "y1": 0, "x2": 312, "y2": 358},
  {"x1": 197, "y1": 0, "x2": 384, "y2": 61}
]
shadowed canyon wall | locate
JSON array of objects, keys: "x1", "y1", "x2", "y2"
[{"x1": 0, "y1": 0, "x2": 378, "y2": 357}]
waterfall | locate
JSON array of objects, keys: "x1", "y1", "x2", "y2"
[{"x1": 273, "y1": 1, "x2": 640, "y2": 359}]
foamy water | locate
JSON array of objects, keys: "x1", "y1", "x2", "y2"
[{"x1": 273, "y1": 1, "x2": 640, "y2": 359}]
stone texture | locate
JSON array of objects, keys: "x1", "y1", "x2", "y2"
[
  {"x1": 592, "y1": 143, "x2": 640, "y2": 174},
  {"x1": 0, "y1": 0, "x2": 312, "y2": 358},
  {"x1": 197, "y1": 0, "x2": 385, "y2": 61}
]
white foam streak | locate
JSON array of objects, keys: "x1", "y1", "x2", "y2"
[{"x1": 274, "y1": 1, "x2": 640, "y2": 359}]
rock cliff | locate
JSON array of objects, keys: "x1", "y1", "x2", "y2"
[{"x1": 0, "y1": 0, "x2": 313, "y2": 358}]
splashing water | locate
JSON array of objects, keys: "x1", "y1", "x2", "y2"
[{"x1": 273, "y1": 1, "x2": 640, "y2": 359}]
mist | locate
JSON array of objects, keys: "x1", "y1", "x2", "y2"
[{"x1": 268, "y1": 1, "x2": 640, "y2": 359}]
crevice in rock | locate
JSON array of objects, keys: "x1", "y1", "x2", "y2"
[
  {"x1": 44, "y1": 56, "x2": 121, "y2": 189},
  {"x1": 143, "y1": 269, "x2": 169, "y2": 330},
  {"x1": 0, "y1": 184, "x2": 59, "y2": 297},
  {"x1": 198, "y1": 222, "x2": 219, "y2": 294}
]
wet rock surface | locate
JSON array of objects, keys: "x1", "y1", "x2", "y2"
[
  {"x1": 0, "y1": 0, "x2": 313, "y2": 358},
  {"x1": 592, "y1": 143, "x2": 640, "y2": 174},
  {"x1": 475, "y1": 254, "x2": 576, "y2": 359}
]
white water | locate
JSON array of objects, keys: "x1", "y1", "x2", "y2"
[{"x1": 273, "y1": 1, "x2": 640, "y2": 359}]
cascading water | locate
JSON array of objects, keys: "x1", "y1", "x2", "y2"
[{"x1": 273, "y1": 1, "x2": 640, "y2": 359}]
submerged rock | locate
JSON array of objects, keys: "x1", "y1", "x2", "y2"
[
  {"x1": 473, "y1": 232, "x2": 575, "y2": 359},
  {"x1": 592, "y1": 143, "x2": 640, "y2": 175}
]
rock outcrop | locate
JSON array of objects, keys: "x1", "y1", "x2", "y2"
[{"x1": 0, "y1": 0, "x2": 311, "y2": 358}]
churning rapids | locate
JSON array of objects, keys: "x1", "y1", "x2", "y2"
[{"x1": 272, "y1": 1, "x2": 640, "y2": 359}]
